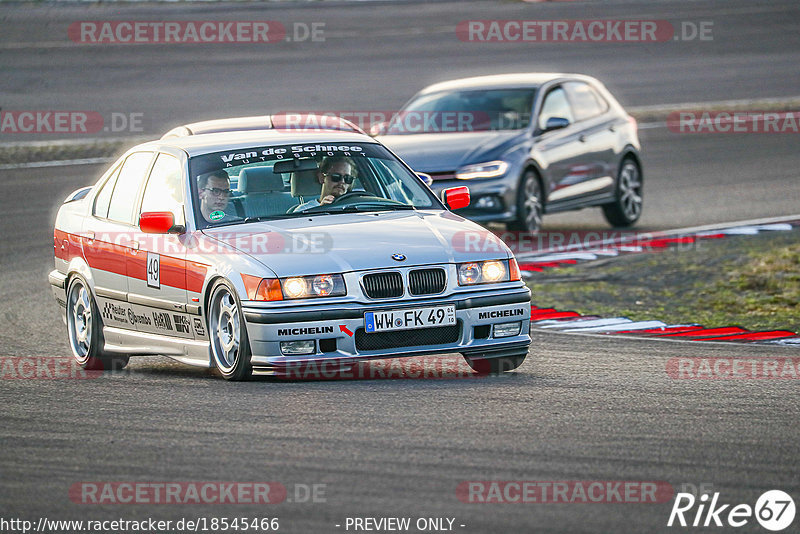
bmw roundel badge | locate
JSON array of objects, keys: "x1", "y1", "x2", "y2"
[{"x1": 391, "y1": 254, "x2": 406, "y2": 262}]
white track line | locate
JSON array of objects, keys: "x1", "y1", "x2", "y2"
[
  {"x1": 516, "y1": 215, "x2": 800, "y2": 261},
  {"x1": 534, "y1": 328, "x2": 800, "y2": 348},
  {"x1": 538, "y1": 317, "x2": 632, "y2": 330},
  {"x1": 560, "y1": 320, "x2": 667, "y2": 333},
  {"x1": 0, "y1": 157, "x2": 114, "y2": 170}
]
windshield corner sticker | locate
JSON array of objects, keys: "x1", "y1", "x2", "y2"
[
  {"x1": 219, "y1": 144, "x2": 365, "y2": 165},
  {"x1": 146, "y1": 252, "x2": 160, "y2": 289},
  {"x1": 209, "y1": 210, "x2": 225, "y2": 221}
]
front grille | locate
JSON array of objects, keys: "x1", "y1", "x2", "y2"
[
  {"x1": 362, "y1": 272, "x2": 403, "y2": 299},
  {"x1": 355, "y1": 322, "x2": 462, "y2": 351},
  {"x1": 408, "y1": 268, "x2": 446, "y2": 295}
]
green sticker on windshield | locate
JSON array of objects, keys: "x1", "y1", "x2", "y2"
[{"x1": 209, "y1": 210, "x2": 225, "y2": 221}]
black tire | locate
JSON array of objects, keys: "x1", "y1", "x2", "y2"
[
  {"x1": 464, "y1": 353, "x2": 527, "y2": 374},
  {"x1": 602, "y1": 158, "x2": 643, "y2": 227},
  {"x1": 507, "y1": 169, "x2": 543, "y2": 234},
  {"x1": 65, "y1": 276, "x2": 129, "y2": 371},
  {"x1": 207, "y1": 279, "x2": 253, "y2": 381}
]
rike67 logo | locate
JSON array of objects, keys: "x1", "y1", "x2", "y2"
[{"x1": 668, "y1": 490, "x2": 795, "y2": 531}]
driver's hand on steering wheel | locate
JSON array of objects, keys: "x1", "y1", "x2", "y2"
[{"x1": 321, "y1": 195, "x2": 336, "y2": 205}]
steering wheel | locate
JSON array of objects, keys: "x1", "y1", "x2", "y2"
[{"x1": 329, "y1": 191, "x2": 376, "y2": 204}]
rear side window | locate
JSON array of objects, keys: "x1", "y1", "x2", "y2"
[
  {"x1": 565, "y1": 82, "x2": 609, "y2": 122},
  {"x1": 93, "y1": 165, "x2": 121, "y2": 218},
  {"x1": 538, "y1": 87, "x2": 574, "y2": 130},
  {"x1": 140, "y1": 153, "x2": 185, "y2": 226},
  {"x1": 107, "y1": 152, "x2": 153, "y2": 225}
]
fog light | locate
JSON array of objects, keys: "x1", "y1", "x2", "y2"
[
  {"x1": 493, "y1": 322, "x2": 521, "y2": 338},
  {"x1": 280, "y1": 340, "x2": 316, "y2": 355},
  {"x1": 475, "y1": 196, "x2": 501, "y2": 210}
]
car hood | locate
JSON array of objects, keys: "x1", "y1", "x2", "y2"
[
  {"x1": 201, "y1": 210, "x2": 511, "y2": 277},
  {"x1": 377, "y1": 131, "x2": 522, "y2": 173}
]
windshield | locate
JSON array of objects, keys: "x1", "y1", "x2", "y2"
[
  {"x1": 189, "y1": 142, "x2": 441, "y2": 228},
  {"x1": 387, "y1": 88, "x2": 538, "y2": 134}
]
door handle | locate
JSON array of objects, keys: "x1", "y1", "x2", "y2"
[
  {"x1": 609, "y1": 125, "x2": 616, "y2": 133},
  {"x1": 578, "y1": 134, "x2": 586, "y2": 143},
  {"x1": 85, "y1": 231, "x2": 95, "y2": 243},
  {"x1": 131, "y1": 240, "x2": 140, "y2": 251}
]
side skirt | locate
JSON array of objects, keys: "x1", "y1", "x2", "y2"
[
  {"x1": 102, "y1": 326, "x2": 212, "y2": 368},
  {"x1": 544, "y1": 191, "x2": 616, "y2": 213}
]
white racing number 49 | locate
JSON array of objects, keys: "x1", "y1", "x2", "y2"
[{"x1": 147, "y1": 252, "x2": 160, "y2": 289}]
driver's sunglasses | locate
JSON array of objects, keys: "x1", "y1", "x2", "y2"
[
  {"x1": 325, "y1": 172, "x2": 355, "y2": 184},
  {"x1": 204, "y1": 187, "x2": 232, "y2": 197}
]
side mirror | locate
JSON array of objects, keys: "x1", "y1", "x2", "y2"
[
  {"x1": 417, "y1": 172, "x2": 434, "y2": 188},
  {"x1": 543, "y1": 117, "x2": 570, "y2": 132},
  {"x1": 140, "y1": 211, "x2": 182, "y2": 234},
  {"x1": 442, "y1": 186, "x2": 470, "y2": 211}
]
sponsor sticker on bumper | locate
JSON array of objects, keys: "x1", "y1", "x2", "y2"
[{"x1": 365, "y1": 305, "x2": 456, "y2": 333}]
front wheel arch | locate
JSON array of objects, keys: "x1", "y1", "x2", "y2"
[
  {"x1": 602, "y1": 156, "x2": 643, "y2": 227},
  {"x1": 206, "y1": 277, "x2": 253, "y2": 381},
  {"x1": 520, "y1": 163, "x2": 547, "y2": 209},
  {"x1": 507, "y1": 165, "x2": 546, "y2": 233}
]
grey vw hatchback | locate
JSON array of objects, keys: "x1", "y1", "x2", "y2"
[{"x1": 375, "y1": 73, "x2": 643, "y2": 233}]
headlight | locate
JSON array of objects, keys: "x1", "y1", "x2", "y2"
[
  {"x1": 458, "y1": 263, "x2": 482, "y2": 285},
  {"x1": 455, "y1": 160, "x2": 509, "y2": 180},
  {"x1": 312, "y1": 275, "x2": 335, "y2": 296},
  {"x1": 241, "y1": 273, "x2": 346, "y2": 301},
  {"x1": 482, "y1": 260, "x2": 506, "y2": 282},
  {"x1": 283, "y1": 277, "x2": 308, "y2": 299},
  {"x1": 458, "y1": 260, "x2": 518, "y2": 285},
  {"x1": 282, "y1": 274, "x2": 346, "y2": 299}
]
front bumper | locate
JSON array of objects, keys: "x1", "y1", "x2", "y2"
[
  {"x1": 49, "y1": 269, "x2": 68, "y2": 322},
  {"x1": 242, "y1": 287, "x2": 531, "y2": 374}
]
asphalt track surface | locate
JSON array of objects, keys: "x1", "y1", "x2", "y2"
[{"x1": 1, "y1": 1, "x2": 800, "y2": 533}]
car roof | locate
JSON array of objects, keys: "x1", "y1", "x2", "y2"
[
  {"x1": 138, "y1": 129, "x2": 378, "y2": 158},
  {"x1": 417, "y1": 72, "x2": 596, "y2": 94},
  {"x1": 161, "y1": 114, "x2": 366, "y2": 139}
]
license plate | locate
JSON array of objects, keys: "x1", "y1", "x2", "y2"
[{"x1": 364, "y1": 305, "x2": 456, "y2": 333}]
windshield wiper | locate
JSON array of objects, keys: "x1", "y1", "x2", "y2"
[
  {"x1": 242, "y1": 214, "x2": 301, "y2": 223},
  {"x1": 338, "y1": 203, "x2": 416, "y2": 212},
  {"x1": 300, "y1": 203, "x2": 416, "y2": 215}
]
